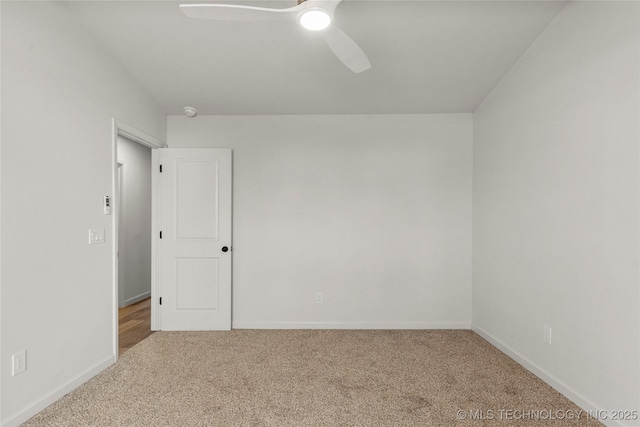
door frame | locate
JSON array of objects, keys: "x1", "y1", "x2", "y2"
[
  {"x1": 117, "y1": 160, "x2": 125, "y2": 308},
  {"x1": 111, "y1": 119, "x2": 165, "y2": 359}
]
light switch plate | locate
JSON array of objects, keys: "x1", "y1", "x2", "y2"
[{"x1": 89, "y1": 229, "x2": 105, "y2": 244}]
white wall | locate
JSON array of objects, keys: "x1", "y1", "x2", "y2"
[
  {"x1": 168, "y1": 114, "x2": 472, "y2": 328},
  {"x1": 117, "y1": 136, "x2": 152, "y2": 307},
  {"x1": 0, "y1": 2, "x2": 165, "y2": 425},
  {"x1": 5, "y1": 0, "x2": 635, "y2": 424},
  {"x1": 472, "y1": 1, "x2": 639, "y2": 424}
]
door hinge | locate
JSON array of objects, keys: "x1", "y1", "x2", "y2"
[
  {"x1": 159, "y1": 164, "x2": 163, "y2": 173},
  {"x1": 159, "y1": 297, "x2": 162, "y2": 305},
  {"x1": 160, "y1": 231, "x2": 163, "y2": 239}
]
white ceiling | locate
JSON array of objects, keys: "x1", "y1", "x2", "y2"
[{"x1": 64, "y1": 0, "x2": 565, "y2": 115}]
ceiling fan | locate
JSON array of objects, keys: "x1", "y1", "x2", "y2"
[{"x1": 179, "y1": 0, "x2": 371, "y2": 73}]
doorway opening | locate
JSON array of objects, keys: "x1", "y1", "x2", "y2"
[
  {"x1": 117, "y1": 139, "x2": 152, "y2": 354},
  {"x1": 112, "y1": 119, "x2": 164, "y2": 359}
]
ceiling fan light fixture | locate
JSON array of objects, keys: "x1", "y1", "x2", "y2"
[
  {"x1": 180, "y1": 1, "x2": 371, "y2": 73},
  {"x1": 298, "y1": 9, "x2": 331, "y2": 31}
]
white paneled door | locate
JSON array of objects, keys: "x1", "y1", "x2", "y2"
[{"x1": 158, "y1": 149, "x2": 232, "y2": 330}]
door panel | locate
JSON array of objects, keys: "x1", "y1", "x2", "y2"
[
  {"x1": 176, "y1": 159, "x2": 219, "y2": 239},
  {"x1": 159, "y1": 148, "x2": 232, "y2": 331},
  {"x1": 176, "y1": 257, "x2": 219, "y2": 310}
]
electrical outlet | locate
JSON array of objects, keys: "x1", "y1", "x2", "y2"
[
  {"x1": 315, "y1": 292, "x2": 324, "y2": 304},
  {"x1": 543, "y1": 325, "x2": 552, "y2": 345},
  {"x1": 12, "y1": 350, "x2": 26, "y2": 376}
]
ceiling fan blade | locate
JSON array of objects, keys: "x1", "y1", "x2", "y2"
[
  {"x1": 179, "y1": 3, "x2": 301, "y2": 21},
  {"x1": 304, "y1": 0, "x2": 343, "y2": 15},
  {"x1": 322, "y1": 26, "x2": 371, "y2": 73}
]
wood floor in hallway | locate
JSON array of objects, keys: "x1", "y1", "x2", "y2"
[{"x1": 119, "y1": 297, "x2": 153, "y2": 355}]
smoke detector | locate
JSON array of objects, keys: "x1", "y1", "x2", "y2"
[{"x1": 183, "y1": 106, "x2": 198, "y2": 118}]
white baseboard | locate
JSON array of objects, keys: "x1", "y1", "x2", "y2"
[
  {"x1": 232, "y1": 321, "x2": 471, "y2": 330},
  {"x1": 123, "y1": 290, "x2": 151, "y2": 307},
  {"x1": 472, "y1": 324, "x2": 633, "y2": 427},
  {"x1": 2, "y1": 355, "x2": 115, "y2": 427}
]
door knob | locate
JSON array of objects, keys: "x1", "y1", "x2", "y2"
[{"x1": 221, "y1": 246, "x2": 229, "y2": 252}]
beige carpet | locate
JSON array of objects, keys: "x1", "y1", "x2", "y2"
[{"x1": 25, "y1": 330, "x2": 602, "y2": 426}]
